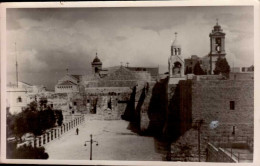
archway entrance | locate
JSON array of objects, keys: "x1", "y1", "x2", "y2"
[{"x1": 172, "y1": 61, "x2": 182, "y2": 76}]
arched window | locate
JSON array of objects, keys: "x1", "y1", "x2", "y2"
[
  {"x1": 174, "y1": 48, "x2": 177, "y2": 55},
  {"x1": 178, "y1": 48, "x2": 181, "y2": 55},
  {"x1": 172, "y1": 62, "x2": 182, "y2": 75},
  {"x1": 95, "y1": 67, "x2": 99, "y2": 73},
  {"x1": 17, "y1": 96, "x2": 22, "y2": 103}
]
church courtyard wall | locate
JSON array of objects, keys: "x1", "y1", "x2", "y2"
[
  {"x1": 170, "y1": 79, "x2": 254, "y2": 161},
  {"x1": 192, "y1": 79, "x2": 254, "y2": 138}
]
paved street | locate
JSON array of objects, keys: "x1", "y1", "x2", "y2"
[{"x1": 45, "y1": 117, "x2": 163, "y2": 161}]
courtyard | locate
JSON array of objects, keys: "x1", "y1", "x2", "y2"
[{"x1": 45, "y1": 117, "x2": 164, "y2": 161}]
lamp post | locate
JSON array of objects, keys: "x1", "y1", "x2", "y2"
[{"x1": 84, "y1": 134, "x2": 98, "y2": 160}]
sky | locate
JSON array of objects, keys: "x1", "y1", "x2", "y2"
[{"x1": 6, "y1": 6, "x2": 254, "y2": 90}]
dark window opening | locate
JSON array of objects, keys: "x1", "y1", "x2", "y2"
[
  {"x1": 230, "y1": 101, "x2": 235, "y2": 110},
  {"x1": 73, "y1": 102, "x2": 77, "y2": 106},
  {"x1": 17, "y1": 96, "x2": 22, "y2": 103},
  {"x1": 95, "y1": 67, "x2": 99, "y2": 73}
]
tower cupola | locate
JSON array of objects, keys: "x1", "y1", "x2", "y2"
[
  {"x1": 91, "y1": 52, "x2": 102, "y2": 74},
  {"x1": 171, "y1": 32, "x2": 181, "y2": 56}
]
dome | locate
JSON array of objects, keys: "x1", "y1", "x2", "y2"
[
  {"x1": 93, "y1": 56, "x2": 101, "y2": 63},
  {"x1": 171, "y1": 32, "x2": 181, "y2": 48},
  {"x1": 212, "y1": 19, "x2": 223, "y2": 32},
  {"x1": 92, "y1": 53, "x2": 102, "y2": 65}
]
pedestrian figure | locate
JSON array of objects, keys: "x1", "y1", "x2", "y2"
[{"x1": 76, "y1": 128, "x2": 79, "y2": 135}]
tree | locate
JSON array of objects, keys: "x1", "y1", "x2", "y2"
[
  {"x1": 214, "y1": 57, "x2": 230, "y2": 77},
  {"x1": 39, "y1": 97, "x2": 48, "y2": 110},
  {"x1": 7, "y1": 141, "x2": 49, "y2": 159},
  {"x1": 8, "y1": 102, "x2": 62, "y2": 139},
  {"x1": 7, "y1": 110, "x2": 15, "y2": 138},
  {"x1": 193, "y1": 62, "x2": 205, "y2": 75},
  {"x1": 38, "y1": 107, "x2": 56, "y2": 132},
  {"x1": 170, "y1": 141, "x2": 192, "y2": 161},
  {"x1": 54, "y1": 110, "x2": 63, "y2": 126}
]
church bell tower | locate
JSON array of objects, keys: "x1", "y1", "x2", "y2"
[
  {"x1": 209, "y1": 19, "x2": 226, "y2": 74},
  {"x1": 168, "y1": 32, "x2": 185, "y2": 84}
]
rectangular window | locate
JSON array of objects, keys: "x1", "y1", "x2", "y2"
[
  {"x1": 230, "y1": 101, "x2": 235, "y2": 110},
  {"x1": 74, "y1": 102, "x2": 77, "y2": 106}
]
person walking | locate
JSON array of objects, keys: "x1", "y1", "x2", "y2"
[{"x1": 76, "y1": 128, "x2": 79, "y2": 135}]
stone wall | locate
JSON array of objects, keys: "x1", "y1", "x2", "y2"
[
  {"x1": 229, "y1": 72, "x2": 254, "y2": 80},
  {"x1": 192, "y1": 80, "x2": 254, "y2": 138},
  {"x1": 170, "y1": 79, "x2": 253, "y2": 161}
]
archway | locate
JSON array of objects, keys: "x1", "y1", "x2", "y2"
[
  {"x1": 172, "y1": 61, "x2": 182, "y2": 75},
  {"x1": 95, "y1": 67, "x2": 99, "y2": 73}
]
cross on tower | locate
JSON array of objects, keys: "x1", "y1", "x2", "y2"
[{"x1": 216, "y1": 18, "x2": 219, "y2": 25}]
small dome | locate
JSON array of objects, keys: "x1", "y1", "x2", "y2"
[
  {"x1": 213, "y1": 19, "x2": 223, "y2": 32},
  {"x1": 92, "y1": 53, "x2": 102, "y2": 65},
  {"x1": 171, "y1": 32, "x2": 181, "y2": 48},
  {"x1": 93, "y1": 56, "x2": 101, "y2": 63}
]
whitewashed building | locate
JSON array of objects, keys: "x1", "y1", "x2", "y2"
[{"x1": 6, "y1": 87, "x2": 27, "y2": 114}]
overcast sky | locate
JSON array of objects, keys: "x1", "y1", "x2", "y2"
[{"x1": 6, "y1": 6, "x2": 254, "y2": 89}]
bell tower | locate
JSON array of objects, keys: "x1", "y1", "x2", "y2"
[
  {"x1": 209, "y1": 19, "x2": 226, "y2": 74},
  {"x1": 91, "y1": 52, "x2": 102, "y2": 74},
  {"x1": 168, "y1": 32, "x2": 185, "y2": 84}
]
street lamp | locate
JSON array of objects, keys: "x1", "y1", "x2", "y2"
[{"x1": 84, "y1": 134, "x2": 98, "y2": 160}]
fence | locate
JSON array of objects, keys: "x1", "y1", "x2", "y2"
[
  {"x1": 207, "y1": 136, "x2": 253, "y2": 150},
  {"x1": 206, "y1": 135, "x2": 254, "y2": 163},
  {"x1": 224, "y1": 148, "x2": 253, "y2": 163},
  {"x1": 17, "y1": 115, "x2": 85, "y2": 148},
  {"x1": 207, "y1": 142, "x2": 236, "y2": 162}
]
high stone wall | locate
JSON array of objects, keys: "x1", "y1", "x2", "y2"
[
  {"x1": 170, "y1": 79, "x2": 254, "y2": 161},
  {"x1": 192, "y1": 80, "x2": 254, "y2": 138}
]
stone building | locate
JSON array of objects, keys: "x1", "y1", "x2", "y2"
[
  {"x1": 6, "y1": 81, "x2": 48, "y2": 114},
  {"x1": 126, "y1": 66, "x2": 159, "y2": 81},
  {"x1": 6, "y1": 87, "x2": 27, "y2": 114},
  {"x1": 184, "y1": 55, "x2": 202, "y2": 74},
  {"x1": 53, "y1": 53, "x2": 157, "y2": 119},
  {"x1": 55, "y1": 73, "x2": 81, "y2": 93}
]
